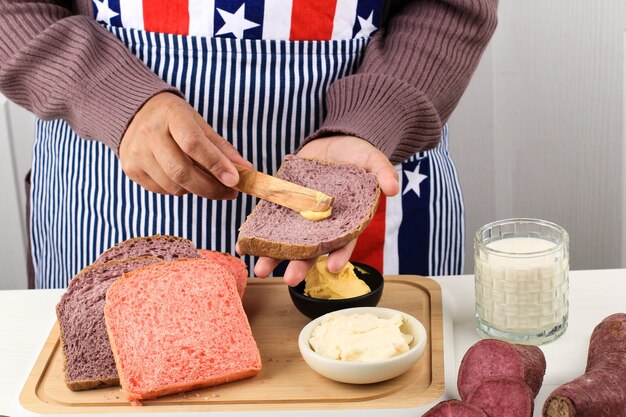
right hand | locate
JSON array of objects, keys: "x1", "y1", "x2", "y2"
[
  {"x1": 252, "y1": 135, "x2": 400, "y2": 286},
  {"x1": 119, "y1": 92, "x2": 252, "y2": 200}
]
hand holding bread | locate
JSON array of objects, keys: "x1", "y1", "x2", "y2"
[
  {"x1": 245, "y1": 135, "x2": 399, "y2": 286},
  {"x1": 296, "y1": 135, "x2": 400, "y2": 200}
]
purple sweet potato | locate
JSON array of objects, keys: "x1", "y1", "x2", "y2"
[
  {"x1": 586, "y1": 312, "x2": 626, "y2": 370},
  {"x1": 457, "y1": 339, "x2": 546, "y2": 400},
  {"x1": 543, "y1": 313, "x2": 626, "y2": 417},
  {"x1": 467, "y1": 377, "x2": 534, "y2": 417},
  {"x1": 422, "y1": 400, "x2": 488, "y2": 417}
]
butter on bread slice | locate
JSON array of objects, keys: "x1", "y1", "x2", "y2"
[{"x1": 237, "y1": 155, "x2": 380, "y2": 260}]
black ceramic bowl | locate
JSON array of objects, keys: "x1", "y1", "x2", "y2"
[{"x1": 288, "y1": 262, "x2": 384, "y2": 320}]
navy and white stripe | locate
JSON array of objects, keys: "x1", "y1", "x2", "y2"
[
  {"x1": 382, "y1": 125, "x2": 464, "y2": 277},
  {"x1": 425, "y1": 125, "x2": 465, "y2": 275}
]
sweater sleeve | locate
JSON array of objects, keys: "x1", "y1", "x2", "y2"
[
  {"x1": 0, "y1": 0, "x2": 181, "y2": 154},
  {"x1": 304, "y1": 0, "x2": 498, "y2": 164}
]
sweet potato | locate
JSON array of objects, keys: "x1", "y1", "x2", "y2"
[
  {"x1": 467, "y1": 377, "x2": 534, "y2": 417},
  {"x1": 422, "y1": 399, "x2": 487, "y2": 417},
  {"x1": 543, "y1": 313, "x2": 626, "y2": 417},
  {"x1": 457, "y1": 339, "x2": 546, "y2": 400}
]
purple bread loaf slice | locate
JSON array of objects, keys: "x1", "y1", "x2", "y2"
[
  {"x1": 94, "y1": 235, "x2": 201, "y2": 264},
  {"x1": 237, "y1": 155, "x2": 380, "y2": 260},
  {"x1": 56, "y1": 257, "x2": 163, "y2": 391}
]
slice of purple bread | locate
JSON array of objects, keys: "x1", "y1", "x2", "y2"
[
  {"x1": 237, "y1": 155, "x2": 380, "y2": 259},
  {"x1": 94, "y1": 235, "x2": 201, "y2": 264},
  {"x1": 56, "y1": 257, "x2": 163, "y2": 391}
]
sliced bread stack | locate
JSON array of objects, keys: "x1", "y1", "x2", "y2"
[
  {"x1": 56, "y1": 257, "x2": 163, "y2": 390},
  {"x1": 237, "y1": 155, "x2": 380, "y2": 260},
  {"x1": 56, "y1": 235, "x2": 255, "y2": 401},
  {"x1": 104, "y1": 259, "x2": 261, "y2": 403}
]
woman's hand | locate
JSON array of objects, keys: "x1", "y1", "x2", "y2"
[
  {"x1": 119, "y1": 92, "x2": 252, "y2": 200},
  {"x1": 252, "y1": 135, "x2": 400, "y2": 286}
]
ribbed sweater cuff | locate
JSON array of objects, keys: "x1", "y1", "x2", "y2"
[
  {"x1": 303, "y1": 73, "x2": 442, "y2": 164},
  {"x1": 74, "y1": 56, "x2": 180, "y2": 155}
]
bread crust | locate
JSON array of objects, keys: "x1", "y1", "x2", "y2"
[
  {"x1": 125, "y1": 368, "x2": 262, "y2": 402},
  {"x1": 237, "y1": 157, "x2": 381, "y2": 260},
  {"x1": 94, "y1": 234, "x2": 200, "y2": 264}
]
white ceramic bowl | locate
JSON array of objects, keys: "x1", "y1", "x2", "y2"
[{"x1": 298, "y1": 306, "x2": 428, "y2": 384}]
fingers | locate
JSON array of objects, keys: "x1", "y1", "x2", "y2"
[
  {"x1": 252, "y1": 238, "x2": 358, "y2": 286},
  {"x1": 283, "y1": 259, "x2": 317, "y2": 287},
  {"x1": 378, "y1": 165, "x2": 400, "y2": 197},
  {"x1": 119, "y1": 136, "x2": 187, "y2": 195},
  {"x1": 132, "y1": 165, "x2": 187, "y2": 196},
  {"x1": 120, "y1": 93, "x2": 249, "y2": 199},
  {"x1": 254, "y1": 256, "x2": 317, "y2": 286},
  {"x1": 325, "y1": 239, "x2": 358, "y2": 273},
  {"x1": 167, "y1": 106, "x2": 240, "y2": 187},
  {"x1": 193, "y1": 113, "x2": 253, "y2": 169},
  {"x1": 151, "y1": 130, "x2": 238, "y2": 199},
  {"x1": 126, "y1": 168, "x2": 182, "y2": 196},
  {"x1": 284, "y1": 241, "x2": 357, "y2": 285},
  {"x1": 365, "y1": 153, "x2": 400, "y2": 197},
  {"x1": 253, "y1": 257, "x2": 281, "y2": 278}
]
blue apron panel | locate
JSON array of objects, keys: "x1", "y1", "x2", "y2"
[
  {"x1": 352, "y1": 124, "x2": 464, "y2": 277},
  {"x1": 398, "y1": 125, "x2": 464, "y2": 276}
]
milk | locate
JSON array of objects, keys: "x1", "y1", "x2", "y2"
[
  {"x1": 475, "y1": 235, "x2": 569, "y2": 341},
  {"x1": 487, "y1": 237, "x2": 557, "y2": 255}
]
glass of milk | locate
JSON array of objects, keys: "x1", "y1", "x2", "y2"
[{"x1": 474, "y1": 218, "x2": 569, "y2": 345}]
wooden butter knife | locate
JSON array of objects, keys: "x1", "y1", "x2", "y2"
[{"x1": 234, "y1": 165, "x2": 334, "y2": 214}]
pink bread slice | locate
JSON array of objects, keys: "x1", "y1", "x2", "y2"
[
  {"x1": 104, "y1": 259, "x2": 261, "y2": 404},
  {"x1": 197, "y1": 249, "x2": 248, "y2": 298}
]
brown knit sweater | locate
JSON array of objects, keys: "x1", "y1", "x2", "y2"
[{"x1": 0, "y1": 0, "x2": 497, "y2": 164}]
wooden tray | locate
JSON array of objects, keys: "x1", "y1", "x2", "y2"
[{"x1": 20, "y1": 275, "x2": 444, "y2": 413}]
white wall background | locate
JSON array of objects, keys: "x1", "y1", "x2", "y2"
[
  {"x1": 0, "y1": 97, "x2": 34, "y2": 290},
  {"x1": 449, "y1": 0, "x2": 625, "y2": 273},
  {"x1": 0, "y1": 0, "x2": 624, "y2": 288}
]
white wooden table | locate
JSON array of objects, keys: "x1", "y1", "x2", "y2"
[{"x1": 1, "y1": 269, "x2": 625, "y2": 416}]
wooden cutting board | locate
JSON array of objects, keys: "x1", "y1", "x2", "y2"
[{"x1": 20, "y1": 275, "x2": 444, "y2": 413}]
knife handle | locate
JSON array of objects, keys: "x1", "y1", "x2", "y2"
[{"x1": 234, "y1": 165, "x2": 334, "y2": 213}]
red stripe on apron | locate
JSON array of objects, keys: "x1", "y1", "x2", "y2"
[
  {"x1": 290, "y1": 0, "x2": 338, "y2": 41},
  {"x1": 143, "y1": 0, "x2": 189, "y2": 35},
  {"x1": 350, "y1": 195, "x2": 386, "y2": 273}
]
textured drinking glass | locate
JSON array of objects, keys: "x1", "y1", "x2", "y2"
[{"x1": 474, "y1": 218, "x2": 569, "y2": 345}]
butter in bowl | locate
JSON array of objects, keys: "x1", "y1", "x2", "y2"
[
  {"x1": 298, "y1": 307, "x2": 428, "y2": 384},
  {"x1": 288, "y1": 257, "x2": 384, "y2": 319}
]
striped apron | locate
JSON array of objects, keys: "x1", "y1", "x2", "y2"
[{"x1": 30, "y1": 0, "x2": 464, "y2": 289}]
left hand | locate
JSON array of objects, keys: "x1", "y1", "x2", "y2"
[{"x1": 251, "y1": 135, "x2": 400, "y2": 286}]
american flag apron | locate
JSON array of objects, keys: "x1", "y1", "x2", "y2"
[{"x1": 30, "y1": 0, "x2": 463, "y2": 288}]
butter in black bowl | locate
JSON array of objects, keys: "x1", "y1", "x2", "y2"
[{"x1": 288, "y1": 257, "x2": 384, "y2": 320}]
